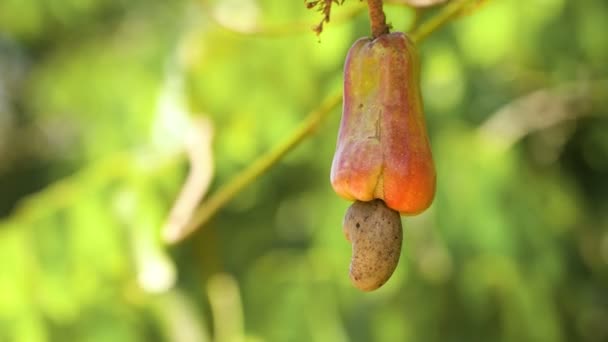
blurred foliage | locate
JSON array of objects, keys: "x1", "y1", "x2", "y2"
[{"x1": 0, "y1": 0, "x2": 607, "y2": 341}]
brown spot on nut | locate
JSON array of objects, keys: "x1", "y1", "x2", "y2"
[{"x1": 343, "y1": 199, "x2": 403, "y2": 291}]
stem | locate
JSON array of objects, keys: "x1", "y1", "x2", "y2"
[
  {"x1": 167, "y1": 92, "x2": 342, "y2": 244},
  {"x1": 367, "y1": 0, "x2": 389, "y2": 38}
]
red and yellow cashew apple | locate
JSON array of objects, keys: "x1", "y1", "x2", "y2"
[{"x1": 331, "y1": 32, "x2": 435, "y2": 215}]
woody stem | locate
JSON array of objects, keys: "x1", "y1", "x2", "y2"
[{"x1": 367, "y1": 0, "x2": 389, "y2": 38}]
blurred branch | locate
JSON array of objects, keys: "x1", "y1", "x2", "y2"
[
  {"x1": 169, "y1": 0, "x2": 477, "y2": 244},
  {"x1": 0, "y1": 151, "x2": 180, "y2": 228},
  {"x1": 479, "y1": 79, "x2": 608, "y2": 149},
  {"x1": 408, "y1": 7, "x2": 423, "y2": 32},
  {"x1": 152, "y1": 290, "x2": 211, "y2": 342},
  {"x1": 162, "y1": 118, "x2": 214, "y2": 243},
  {"x1": 387, "y1": 0, "x2": 448, "y2": 7},
  {"x1": 207, "y1": 274, "x2": 245, "y2": 342},
  {"x1": 170, "y1": 92, "x2": 342, "y2": 243},
  {"x1": 409, "y1": 0, "x2": 482, "y2": 42}
]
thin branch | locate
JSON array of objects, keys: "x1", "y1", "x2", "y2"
[
  {"x1": 207, "y1": 274, "x2": 245, "y2": 342},
  {"x1": 408, "y1": 7, "x2": 423, "y2": 32},
  {"x1": 386, "y1": 0, "x2": 448, "y2": 7},
  {"x1": 409, "y1": 0, "x2": 470, "y2": 42},
  {"x1": 479, "y1": 80, "x2": 607, "y2": 150},
  {"x1": 162, "y1": 118, "x2": 215, "y2": 243},
  {"x1": 167, "y1": 92, "x2": 342, "y2": 243}
]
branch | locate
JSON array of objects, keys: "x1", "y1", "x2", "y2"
[
  {"x1": 162, "y1": 118, "x2": 215, "y2": 243},
  {"x1": 386, "y1": 0, "x2": 447, "y2": 7},
  {"x1": 167, "y1": 92, "x2": 342, "y2": 243},
  {"x1": 479, "y1": 80, "x2": 607, "y2": 150},
  {"x1": 409, "y1": 0, "x2": 471, "y2": 42}
]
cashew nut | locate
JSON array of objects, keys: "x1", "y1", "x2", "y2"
[{"x1": 343, "y1": 199, "x2": 403, "y2": 291}]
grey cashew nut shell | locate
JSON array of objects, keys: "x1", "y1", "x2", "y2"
[{"x1": 343, "y1": 199, "x2": 403, "y2": 291}]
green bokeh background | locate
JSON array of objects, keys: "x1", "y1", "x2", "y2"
[{"x1": 1, "y1": 0, "x2": 607, "y2": 341}]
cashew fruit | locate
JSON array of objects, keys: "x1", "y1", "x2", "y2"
[{"x1": 331, "y1": 32, "x2": 435, "y2": 215}]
